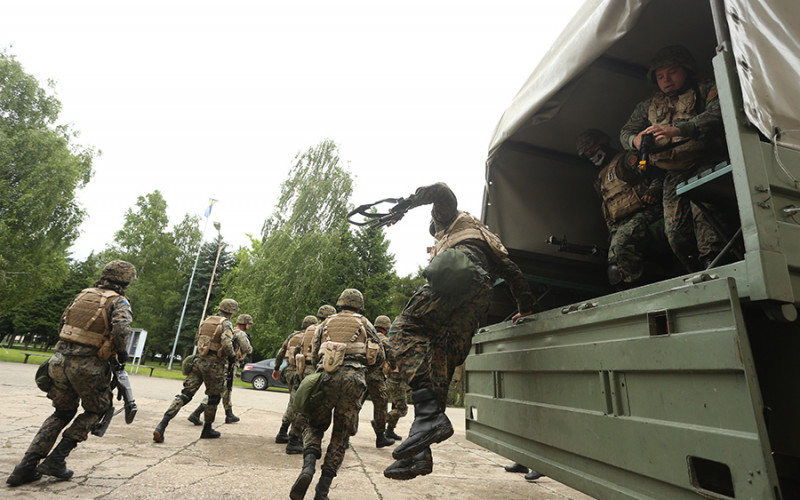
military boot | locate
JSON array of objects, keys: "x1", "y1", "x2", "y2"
[
  {"x1": 6, "y1": 452, "x2": 43, "y2": 486},
  {"x1": 504, "y1": 462, "x2": 529, "y2": 473},
  {"x1": 187, "y1": 404, "x2": 204, "y2": 426},
  {"x1": 286, "y1": 433, "x2": 303, "y2": 454},
  {"x1": 313, "y1": 471, "x2": 334, "y2": 500},
  {"x1": 525, "y1": 470, "x2": 545, "y2": 481},
  {"x1": 225, "y1": 407, "x2": 240, "y2": 424},
  {"x1": 384, "y1": 446, "x2": 433, "y2": 480},
  {"x1": 372, "y1": 420, "x2": 395, "y2": 448},
  {"x1": 200, "y1": 405, "x2": 220, "y2": 438},
  {"x1": 385, "y1": 425, "x2": 403, "y2": 441},
  {"x1": 37, "y1": 437, "x2": 77, "y2": 480},
  {"x1": 290, "y1": 451, "x2": 317, "y2": 500},
  {"x1": 275, "y1": 422, "x2": 290, "y2": 443},
  {"x1": 392, "y1": 388, "x2": 453, "y2": 460},
  {"x1": 153, "y1": 415, "x2": 172, "y2": 443}
]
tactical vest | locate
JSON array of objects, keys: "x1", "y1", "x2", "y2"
[
  {"x1": 196, "y1": 316, "x2": 226, "y2": 356},
  {"x1": 598, "y1": 154, "x2": 646, "y2": 224},
  {"x1": 233, "y1": 330, "x2": 251, "y2": 361},
  {"x1": 300, "y1": 325, "x2": 318, "y2": 358},
  {"x1": 59, "y1": 288, "x2": 120, "y2": 353},
  {"x1": 647, "y1": 86, "x2": 707, "y2": 167},
  {"x1": 430, "y1": 211, "x2": 509, "y2": 261},
  {"x1": 286, "y1": 331, "x2": 303, "y2": 366},
  {"x1": 318, "y1": 312, "x2": 369, "y2": 372}
]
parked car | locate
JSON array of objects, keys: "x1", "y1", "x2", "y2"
[{"x1": 240, "y1": 358, "x2": 288, "y2": 391}]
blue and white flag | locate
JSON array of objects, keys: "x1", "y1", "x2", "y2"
[{"x1": 204, "y1": 198, "x2": 218, "y2": 218}]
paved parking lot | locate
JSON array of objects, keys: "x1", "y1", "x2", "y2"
[{"x1": 0, "y1": 361, "x2": 593, "y2": 499}]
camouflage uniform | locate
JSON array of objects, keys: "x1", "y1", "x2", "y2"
[
  {"x1": 621, "y1": 77, "x2": 728, "y2": 271},
  {"x1": 303, "y1": 309, "x2": 384, "y2": 478},
  {"x1": 7, "y1": 260, "x2": 136, "y2": 487},
  {"x1": 363, "y1": 328, "x2": 393, "y2": 446},
  {"x1": 389, "y1": 183, "x2": 535, "y2": 404},
  {"x1": 154, "y1": 304, "x2": 236, "y2": 443},
  {"x1": 587, "y1": 142, "x2": 664, "y2": 284},
  {"x1": 383, "y1": 183, "x2": 534, "y2": 481},
  {"x1": 276, "y1": 330, "x2": 303, "y2": 429},
  {"x1": 385, "y1": 370, "x2": 409, "y2": 432}
]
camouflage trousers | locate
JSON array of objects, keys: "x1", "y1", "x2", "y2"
[
  {"x1": 26, "y1": 352, "x2": 112, "y2": 456},
  {"x1": 385, "y1": 371, "x2": 409, "y2": 429},
  {"x1": 281, "y1": 365, "x2": 299, "y2": 426},
  {"x1": 388, "y1": 279, "x2": 493, "y2": 407},
  {"x1": 290, "y1": 366, "x2": 316, "y2": 438},
  {"x1": 608, "y1": 205, "x2": 663, "y2": 283},
  {"x1": 164, "y1": 354, "x2": 226, "y2": 420},
  {"x1": 302, "y1": 366, "x2": 366, "y2": 475},
  {"x1": 663, "y1": 167, "x2": 726, "y2": 271},
  {"x1": 363, "y1": 367, "x2": 389, "y2": 432}
]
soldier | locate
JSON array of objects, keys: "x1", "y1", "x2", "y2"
[
  {"x1": 376, "y1": 315, "x2": 408, "y2": 442},
  {"x1": 576, "y1": 129, "x2": 664, "y2": 287},
  {"x1": 273, "y1": 314, "x2": 319, "y2": 454},
  {"x1": 187, "y1": 313, "x2": 253, "y2": 425},
  {"x1": 290, "y1": 289, "x2": 385, "y2": 500},
  {"x1": 364, "y1": 314, "x2": 398, "y2": 447},
  {"x1": 153, "y1": 298, "x2": 239, "y2": 443},
  {"x1": 620, "y1": 45, "x2": 729, "y2": 272},
  {"x1": 382, "y1": 182, "x2": 535, "y2": 480},
  {"x1": 7, "y1": 260, "x2": 136, "y2": 486},
  {"x1": 287, "y1": 305, "x2": 336, "y2": 452}
]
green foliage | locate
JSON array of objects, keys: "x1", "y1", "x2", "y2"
[
  {"x1": 226, "y1": 139, "x2": 422, "y2": 361},
  {"x1": 0, "y1": 51, "x2": 96, "y2": 310},
  {"x1": 103, "y1": 191, "x2": 201, "y2": 357}
]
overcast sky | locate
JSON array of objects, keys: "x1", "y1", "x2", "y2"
[{"x1": 2, "y1": 0, "x2": 584, "y2": 277}]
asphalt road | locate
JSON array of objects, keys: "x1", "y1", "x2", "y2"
[{"x1": 0, "y1": 361, "x2": 593, "y2": 499}]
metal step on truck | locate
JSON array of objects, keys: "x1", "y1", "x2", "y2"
[{"x1": 464, "y1": 1, "x2": 800, "y2": 499}]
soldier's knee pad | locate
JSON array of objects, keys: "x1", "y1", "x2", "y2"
[
  {"x1": 53, "y1": 408, "x2": 78, "y2": 421},
  {"x1": 207, "y1": 395, "x2": 221, "y2": 406}
]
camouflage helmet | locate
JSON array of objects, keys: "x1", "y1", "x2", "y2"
[
  {"x1": 374, "y1": 315, "x2": 392, "y2": 331},
  {"x1": 336, "y1": 288, "x2": 364, "y2": 311},
  {"x1": 101, "y1": 260, "x2": 137, "y2": 284},
  {"x1": 317, "y1": 304, "x2": 336, "y2": 319},
  {"x1": 575, "y1": 129, "x2": 611, "y2": 157},
  {"x1": 301, "y1": 315, "x2": 318, "y2": 329},
  {"x1": 219, "y1": 298, "x2": 239, "y2": 315},
  {"x1": 647, "y1": 45, "x2": 696, "y2": 84},
  {"x1": 236, "y1": 314, "x2": 253, "y2": 325}
]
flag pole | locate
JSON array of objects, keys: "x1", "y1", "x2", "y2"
[{"x1": 167, "y1": 198, "x2": 216, "y2": 370}]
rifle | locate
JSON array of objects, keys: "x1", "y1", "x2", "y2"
[
  {"x1": 91, "y1": 357, "x2": 138, "y2": 437},
  {"x1": 546, "y1": 235, "x2": 607, "y2": 258},
  {"x1": 347, "y1": 198, "x2": 413, "y2": 229},
  {"x1": 637, "y1": 133, "x2": 656, "y2": 171},
  {"x1": 226, "y1": 358, "x2": 236, "y2": 391}
]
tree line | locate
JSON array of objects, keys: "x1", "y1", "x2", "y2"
[{"x1": 0, "y1": 51, "x2": 424, "y2": 364}]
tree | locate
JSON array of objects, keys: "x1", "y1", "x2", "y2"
[
  {"x1": 227, "y1": 140, "x2": 355, "y2": 359},
  {"x1": 0, "y1": 51, "x2": 96, "y2": 311},
  {"x1": 104, "y1": 191, "x2": 201, "y2": 361}
]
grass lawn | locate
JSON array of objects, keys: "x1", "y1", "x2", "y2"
[{"x1": 0, "y1": 345, "x2": 261, "y2": 389}]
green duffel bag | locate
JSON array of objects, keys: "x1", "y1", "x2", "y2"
[
  {"x1": 423, "y1": 248, "x2": 483, "y2": 295},
  {"x1": 35, "y1": 358, "x2": 52, "y2": 392},
  {"x1": 293, "y1": 371, "x2": 325, "y2": 415},
  {"x1": 181, "y1": 354, "x2": 196, "y2": 376}
]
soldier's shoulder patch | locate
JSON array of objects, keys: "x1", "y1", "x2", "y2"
[
  {"x1": 706, "y1": 87, "x2": 718, "y2": 101},
  {"x1": 627, "y1": 154, "x2": 638, "y2": 166}
]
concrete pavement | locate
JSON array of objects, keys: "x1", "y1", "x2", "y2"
[{"x1": 0, "y1": 361, "x2": 593, "y2": 499}]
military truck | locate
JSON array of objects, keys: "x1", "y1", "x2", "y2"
[{"x1": 464, "y1": 0, "x2": 800, "y2": 498}]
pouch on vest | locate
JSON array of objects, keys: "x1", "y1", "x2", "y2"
[
  {"x1": 366, "y1": 340, "x2": 380, "y2": 366},
  {"x1": 97, "y1": 339, "x2": 114, "y2": 361},
  {"x1": 424, "y1": 248, "x2": 478, "y2": 295},
  {"x1": 322, "y1": 341, "x2": 347, "y2": 373},
  {"x1": 293, "y1": 371, "x2": 325, "y2": 415},
  {"x1": 35, "y1": 358, "x2": 53, "y2": 392},
  {"x1": 295, "y1": 353, "x2": 307, "y2": 376},
  {"x1": 181, "y1": 354, "x2": 196, "y2": 376},
  {"x1": 196, "y1": 335, "x2": 211, "y2": 356}
]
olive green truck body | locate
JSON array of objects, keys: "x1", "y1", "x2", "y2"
[{"x1": 465, "y1": 1, "x2": 800, "y2": 498}]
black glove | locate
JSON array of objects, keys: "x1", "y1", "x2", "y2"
[
  {"x1": 116, "y1": 350, "x2": 129, "y2": 363},
  {"x1": 391, "y1": 196, "x2": 414, "y2": 214}
]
